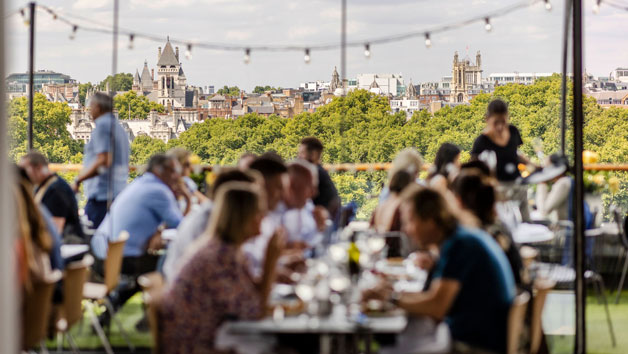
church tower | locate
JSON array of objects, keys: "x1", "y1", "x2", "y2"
[
  {"x1": 450, "y1": 50, "x2": 483, "y2": 103},
  {"x1": 157, "y1": 37, "x2": 187, "y2": 109}
]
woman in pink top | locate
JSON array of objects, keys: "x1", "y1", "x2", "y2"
[{"x1": 159, "y1": 182, "x2": 284, "y2": 354}]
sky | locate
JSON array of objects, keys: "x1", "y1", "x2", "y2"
[{"x1": 5, "y1": 0, "x2": 628, "y2": 91}]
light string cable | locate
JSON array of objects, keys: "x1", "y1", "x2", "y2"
[{"x1": 31, "y1": 0, "x2": 553, "y2": 56}]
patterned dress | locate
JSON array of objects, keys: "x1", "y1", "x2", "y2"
[{"x1": 159, "y1": 237, "x2": 262, "y2": 354}]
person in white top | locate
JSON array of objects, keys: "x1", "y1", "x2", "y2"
[{"x1": 535, "y1": 154, "x2": 571, "y2": 222}]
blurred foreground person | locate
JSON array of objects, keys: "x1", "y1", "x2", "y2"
[
  {"x1": 167, "y1": 147, "x2": 207, "y2": 209},
  {"x1": 371, "y1": 170, "x2": 414, "y2": 233},
  {"x1": 298, "y1": 137, "x2": 340, "y2": 218},
  {"x1": 427, "y1": 143, "x2": 461, "y2": 193},
  {"x1": 72, "y1": 92, "x2": 130, "y2": 228},
  {"x1": 163, "y1": 168, "x2": 258, "y2": 280},
  {"x1": 238, "y1": 152, "x2": 258, "y2": 170},
  {"x1": 378, "y1": 148, "x2": 424, "y2": 203},
  {"x1": 91, "y1": 154, "x2": 183, "y2": 309},
  {"x1": 159, "y1": 182, "x2": 284, "y2": 353},
  {"x1": 369, "y1": 187, "x2": 515, "y2": 354},
  {"x1": 20, "y1": 151, "x2": 85, "y2": 243}
]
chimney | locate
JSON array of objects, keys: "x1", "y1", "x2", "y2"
[
  {"x1": 158, "y1": 47, "x2": 162, "y2": 60},
  {"x1": 175, "y1": 47, "x2": 180, "y2": 62},
  {"x1": 151, "y1": 69, "x2": 154, "y2": 80}
]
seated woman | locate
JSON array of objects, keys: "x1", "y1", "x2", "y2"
[
  {"x1": 370, "y1": 187, "x2": 515, "y2": 354},
  {"x1": 159, "y1": 182, "x2": 284, "y2": 353},
  {"x1": 427, "y1": 143, "x2": 461, "y2": 193},
  {"x1": 371, "y1": 170, "x2": 414, "y2": 233},
  {"x1": 452, "y1": 170, "x2": 527, "y2": 288}
]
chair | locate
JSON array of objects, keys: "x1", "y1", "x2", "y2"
[
  {"x1": 507, "y1": 291, "x2": 530, "y2": 354},
  {"x1": 83, "y1": 231, "x2": 133, "y2": 354},
  {"x1": 56, "y1": 255, "x2": 94, "y2": 353},
  {"x1": 529, "y1": 278, "x2": 555, "y2": 354},
  {"x1": 23, "y1": 269, "x2": 63, "y2": 351},
  {"x1": 138, "y1": 272, "x2": 165, "y2": 354},
  {"x1": 613, "y1": 209, "x2": 628, "y2": 304}
]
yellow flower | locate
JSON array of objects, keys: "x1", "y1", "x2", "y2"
[
  {"x1": 189, "y1": 154, "x2": 202, "y2": 166},
  {"x1": 521, "y1": 170, "x2": 530, "y2": 178},
  {"x1": 609, "y1": 176, "x2": 620, "y2": 194},
  {"x1": 583, "y1": 150, "x2": 599, "y2": 164},
  {"x1": 592, "y1": 174, "x2": 606, "y2": 186},
  {"x1": 518, "y1": 163, "x2": 527, "y2": 172},
  {"x1": 205, "y1": 172, "x2": 216, "y2": 185}
]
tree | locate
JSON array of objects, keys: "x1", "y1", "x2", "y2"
[
  {"x1": 98, "y1": 73, "x2": 134, "y2": 92},
  {"x1": 114, "y1": 91, "x2": 165, "y2": 120},
  {"x1": 216, "y1": 85, "x2": 240, "y2": 96},
  {"x1": 78, "y1": 82, "x2": 94, "y2": 106},
  {"x1": 8, "y1": 93, "x2": 83, "y2": 163},
  {"x1": 130, "y1": 135, "x2": 167, "y2": 165},
  {"x1": 253, "y1": 85, "x2": 280, "y2": 94}
]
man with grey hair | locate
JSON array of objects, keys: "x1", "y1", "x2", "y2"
[
  {"x1": 91, "y1": 153, "x2": 183, "y2": 310},
  {"x1": 72, "y1": 92, "x2": 130, "y2": 228}
]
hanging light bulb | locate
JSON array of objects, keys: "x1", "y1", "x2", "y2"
[
  {"x1": 304, "y1": 48, "x2": 311, "y2": 64},
  {"x1": 544, "y1": 0, "x2": 552, "y2": 11},
  {"x1": 592, "y1": 0, "x2": 601, "y2": 14},
  {"x1": 424, "y1": 33, "x2": 432, "y2": 48},
  {"x1": 128, "y1": 34, "x2": 135, "y2": 50},
  {"x1": 364, "y1": 43, "x2": 371, "y2": 58},
  {"x1": 69, "y1": 25, "x2": 78, "y2": 40},
  {"x1": 243, "y1": 48, "x2": 251, "y2": 64},
  {"x1": 53, "y1": 13, "x2": 58, "y2": 20},
  {"x1": 484, "y1": 17, "x2": 492, "y2": 32},
  {"x1": 185, "y1": 43, "x2": 192, "y2": 60}
]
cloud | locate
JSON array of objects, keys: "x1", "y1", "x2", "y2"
[
  {"x1": 225, "y1": 30, "x2": 252, "y2": 41},
  {"x1": 73, "y1": 0, "x2": 110, "y2": 10}
]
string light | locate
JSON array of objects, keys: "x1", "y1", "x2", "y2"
[
  {"x1": 593, "y1": 0, "x2": 601, "y2": 14},
  {"x1": 484, "y1": 17, "x2": 492, "y2": 32},
  {"x1": 544, "y1": 0, "x2": 552, "y2": 11},
  {"x1": 243, "y1": 48, "x2": 251, "y2": 64},
  {"x1": 304, "y1": 48, "x2": 311, "y2": 64},
  {"x1": 185, "y1": 43, "x2": 192, "y2": 60},
  {"x1": 364, "y1": 43, "x2": 371, "y2": 58},
  {"x1": 128, "y1": 34, "x2": 134, "y2": 50},
  {"x1": 69, "y1": 25, "x2": 77, "y2": 40},
  {"x1": 424, "y1": 33, "x2": 432, "y2": 48}
]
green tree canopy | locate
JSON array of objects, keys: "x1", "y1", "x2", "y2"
[
  {"x1": 114, "y1": 91, "x2": 165, "y2": 120},
  {"x1": 8, "y1": 93, "x2": 83, "y2": 163},
  {"x1": 253, "y1": 86, "x2": 281, "y2": 94},
  {"x1": 98, "y1": 73, "x2": 134, "y2": 92},
  {"x1": 78, "y1": 82, "x2": 94, "y2": 106},
  {"x1": 130, "y1": 135, "x2": 167, "y2": 165},
  {"x1": 216, "y1": 86, "x2": 240, "y2": 96}
]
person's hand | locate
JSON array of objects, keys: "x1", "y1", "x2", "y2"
[
  {"x1": 146, "y1": 231, "x2": 164, "y2": 254},
  {"x1": 411, "y1": 251, "x2": 435, "y2": 271},
  {"x1": 266, "y1": 227, "x2": 287, "y2": 263},
  {"x1": 362, "y1": 278, "x2": 393, "y2": 303},
  {"x1": 71, "y1": 179, "x2": 81, "y2": 193},
  {"x1": 312, "y1": 206, "x2": 329, "y2": 232},
  {"x1": 278, "y1": 253, "x2": 306, "y2": 273}
]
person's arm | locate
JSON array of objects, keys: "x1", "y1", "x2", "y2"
[
  {"x1": 152, "y1": 187, "x2": 184, "y2": 228},
  {"x1": 397, "y1": 278, "x2": 461, "y2": 321},
  {"x1": 540, "y1": 178, "x2": 570, "y2": 216},
  {"x1": 257, "y1": 228, "x2": 285, "y2": 307},
  {"x1": 73, "y1": 122, "x2": 114, "y2": 192},
  {"x1": 51, "y1": 217, "x2": 66, "y2": 234}
]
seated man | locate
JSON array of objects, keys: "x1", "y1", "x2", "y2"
[
  {"x1": 20, "y1": 151, "x2": 85, "y2": 243},
  {"x1": 368, "y1": 187, "x2": 515, "y2": 354},
  {"x1": 282, "y1": 160, "x2": 328, "y2": 249},
  {"x1": 162, "y1": 168, "x2": 258, "y2": 280},
  {"x1": 91, "y1": 154, "x2": 184, "y2": 309}
]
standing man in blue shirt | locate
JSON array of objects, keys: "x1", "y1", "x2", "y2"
[
  {"x1": 91, "y1": 154, "x2": 184, "y2": 310},
  {"x1": 72, "y1": 92, "x2": 130, "y2": 229}
]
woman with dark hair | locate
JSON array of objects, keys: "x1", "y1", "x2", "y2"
[
  {"x1": 371, "y1": 170, "x2": 414, "y2": 233},
  {"x1": 452, "y1": 171, "x2": 526, "y2": 287},
  {"x1": 471, "y1": 98, "x2": 532, "y2": 221},
  {"x1": 428, "y1": 143, "x2": 461, "y2": 193}
]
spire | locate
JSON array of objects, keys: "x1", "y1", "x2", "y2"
[
  {"x1": 134, "y1": 69, "x2": 140, "y2": 85},
  {"x1": 406, "y1": 80, "x2": 417, "y2": 99},
  {"x1": 141, "y1": 60, "x2": 153, "y2": 91},
  {"x1": 369, "y1": 78, "x2": 379, "y2": 89},
  {"x1": 158, "y1": 37, "x2": 180, "y2": 66},
  {"x1": 330, "y1": 66, "x2": 341, "y2": 92}
]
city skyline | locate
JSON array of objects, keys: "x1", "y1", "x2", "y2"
[{"x1": 6, "y1": 0, "x2": 628, "y2": 91}]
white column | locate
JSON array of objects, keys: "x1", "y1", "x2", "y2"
[{"x1": 0, "y1": 0, "x2": 18, "y2": 351}]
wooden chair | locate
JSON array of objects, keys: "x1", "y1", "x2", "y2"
[
  {"x1": 22, "y1": 269, "x2": 63, "y2": 351},
  {"x1": 529, "y1": 278, "x2": 555, "y2": 354},
  {"x1": 138, "y1": 272, "x2": 165, "y2": 354},
  {"x1": 56, "y1": 254, "x2": 94, "y2": 353},
  {"x1": 82, "y1": 231, "x2": 132, "y2": 354},
  {"x1": 507, "y1": 291, "x2": 530, "y2": 354}
]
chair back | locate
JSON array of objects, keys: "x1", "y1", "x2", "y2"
[
  {"x1": 612, "y1": 208, "x2": 628, "y2": 250},
  {"x1": 22, "y1": 270, "x2": 63, "y2": 349},
  {"x1": 530, "y1": 278, "x2": 556, "y2": 354},
  {"x1": 59, "y1": 255, "x2": 94, "y2": 332},
  {"x1": 139, "y1": 273, "x2": 165, "y2": 354},
  {"x1": 507, "y1": 290, "x2": 530, "y2": 354},
  {"x1": 104, "y1": 231, "x2": 129, "y2": 293}
]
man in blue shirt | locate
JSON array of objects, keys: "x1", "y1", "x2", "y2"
[
  {"x1": 72, "y1": 92, "x2": 130, "y2": 229},
  {"x1": 370, "y1": 187, "x2": 515, "y2": 354},
  {"x1": 91, "y1": 154, "x2": 183, "y2": 309}
]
